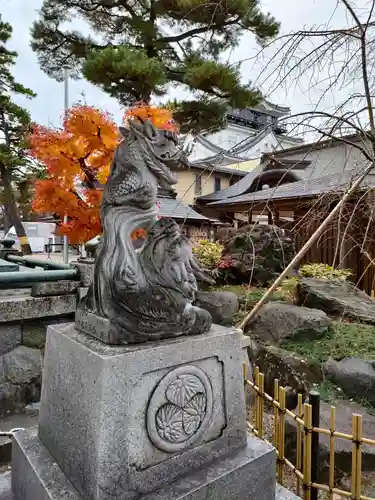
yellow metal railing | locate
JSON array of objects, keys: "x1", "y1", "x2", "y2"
[{"x1": 244, "y1": 364, "x2": 375, "y2": 500}]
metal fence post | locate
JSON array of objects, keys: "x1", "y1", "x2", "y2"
[{"x1": 309, "y1": 390, "x2": 320, "y2": 500}]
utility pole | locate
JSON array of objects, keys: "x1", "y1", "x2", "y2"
[{"x1": 63, "y1": 68, "x2": 69, "y2": 264}]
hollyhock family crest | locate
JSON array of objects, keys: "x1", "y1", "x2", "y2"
[{"x1": 76, "y1": 116, "x2": 212, "y2": 344}]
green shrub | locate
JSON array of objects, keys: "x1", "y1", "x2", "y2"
[
  {"x1": 278, "y1": 276, "x2": 299, "y2": 302},
  {"x1": 299, "y1": 263, "x2": 352, "y2": 280},
  {"x1": 192, "y1": 240, "x2": 223, "y2": 268},
  {"x1": 278, "y1": 264, "x2": 352, "y2": 303}
]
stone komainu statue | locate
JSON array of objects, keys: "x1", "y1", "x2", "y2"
[{"x1": 78, "y1": 119, "x2": 212, "y2": 343}]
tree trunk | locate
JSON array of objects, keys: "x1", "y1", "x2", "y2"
[
  {"x1": 3, "y1": 210, "x2": 11, "y2": 234},
  {"x1": 0, "y1": 163, "x2": 32, "y2": 254}
]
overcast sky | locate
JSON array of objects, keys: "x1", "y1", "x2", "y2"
[{"x1": 2, "y1": 0, "x2": 367, "y2": 130}]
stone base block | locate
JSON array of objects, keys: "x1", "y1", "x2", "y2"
[
  {"x1": 38, "y1": 323, "x2": 248, "y2": 500},
  {"x1": 146, "y1": 436, "x2": 275, "y2": 500},
  {"x1": 11, "y1": 429, "x2": 276, "y2": 500},
  {"x1": 12, "y1": 428, "x2": 81, "y2": 500}
]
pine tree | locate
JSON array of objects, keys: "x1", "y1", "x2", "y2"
[
  {"x1": 0, "y1": 15, "x2": 39, "y2": 254},
  {"x1": 31, "y1": 0, "x2": 279, "y2": 133}
]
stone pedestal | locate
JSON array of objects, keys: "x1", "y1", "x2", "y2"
[{"x1": 11, "y1": 323, "x2": 278, "y2": 500}]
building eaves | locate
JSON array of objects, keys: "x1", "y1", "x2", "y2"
[
  {"x1": 264, "y1": 158, "x2": 311, "y2": 170},
  {"x1": 190, "y1": 162, "x2": 248, "y2": 177},
  {"x1": 157, "y1": 197, "x2": 211, "y2": 221},
  {"x1": 197, "y1": 165, "x2": 264, "y2": 202},
  {"x1": 208, "y1": 169, "x2": 375, "y2": 207},
  {"x1": 77, "y1": 181, "x2": 212, "y2": 222},
  {"x1": 281, "y1": 135, "x2": 304, "y2": 144},
  {"x1": 194, "y1": 134, "x2": 252, "y2": 162},
  {"x1": 227, "y1": 101, "x2": 291, "y2": 118},
  {"x1": 260, "y1": 133, "x2": 366, "y2": 160},
  {"x1": 229, "y1": 128, "x2": 270, "y2": 155}
]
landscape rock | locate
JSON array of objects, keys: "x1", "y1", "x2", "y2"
[
  {"x1": 194, "y1": 290, "x2": 239, "y2": 325},
  {"x1": 0, "y1": 383, "x2": 21, "y2": 413},
  {"x1": 248, "y1": 343, "x2": 323, "y2": 397},
  {"x1": 286, "y1": 400, "x2": 375, "y2": 480},
  {"x1": 0, "y1": 347, "x2": 43, "y2": 414},
  {"x1": 0, "y1": 323, "x2": 21, "y2": 355},
  {"x1": 324, "y1": 358, "x2": 375, "y2": 405},
  {"x1": 246, "y1": 301, "x2": 331, "y2": 344},
  {"x1": 25, "y1": 401, "x2": 40, "y2": 416},
  {"x1": 298, "y1": 278, "x2": 375, "y2": 323},
  {"x1": 221, "y1": 224, "x2": 294, "y2": 286},
  {"x1": 3, "y1": 346, "x2": 42, "y2": 386}
]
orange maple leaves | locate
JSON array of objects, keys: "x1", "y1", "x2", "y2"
[{"x1": 30, "y1": 104, "x2": 177, "y2": 244}]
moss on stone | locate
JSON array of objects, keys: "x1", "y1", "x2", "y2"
[{"x1": 22, "y1": 322, "x2": 46, "y2": 349}]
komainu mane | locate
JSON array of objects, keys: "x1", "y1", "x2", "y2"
[{"x1": 78, "y1": 119, "x2": 212, "y2": 343}]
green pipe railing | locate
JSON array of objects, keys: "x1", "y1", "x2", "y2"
[
  {"x1": 0, "y1": 269, "x2": 79, "y2": 289},
  {"x1": 4, "y1": 254, "x2": 71, "y2": 270}
]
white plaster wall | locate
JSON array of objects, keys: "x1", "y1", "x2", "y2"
[
  {"x1": 186, "y1": 127, "x2": 302, "y2": 162},
  {"x1": 187, "y1": 140, "x2": 215, "y2": 162},
  {"x1": 275, "y1": 143, "x2": 369, "y2": 180},
  {"x1": 207, "y1": 124, "x2": 250, "y2": 150}
]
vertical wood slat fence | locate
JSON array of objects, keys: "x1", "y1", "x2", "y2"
[
  {"x1": 279, "y1": 210, "x2": 375, "y2": 296},
  {"x1": 244, "y1": 365, "x2": 375, "y2": 500}
]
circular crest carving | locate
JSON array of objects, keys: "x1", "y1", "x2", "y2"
[{"x1": 147, "y1": 365, "x2": 213, "y2": 453}]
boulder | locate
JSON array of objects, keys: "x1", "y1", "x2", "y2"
[
  {"x1": 0, "y1": 346, "x2": 43, "y2": 414},
  {"x1": 3, "y1": 346, "x2": 42, "y2": 386},
  {"x1": 246, "y1": 301, "x2": 331, "y2": 345},
  {"x1": 248, "y1": 343, "x2": 323, "y2": 397},
  {"x1": 298, "y1": 278, "x2": 375, "y2": 323},
  {"x1": 194, "y1": 290, "x2": 239, "y2": 326},
  {"x1": 286, "y1": 400, "x2": 375, "y2": 480},
  {"x1": 324, "y1": 358, "x2": 375, "y2": 405},
  {"x1": 221, "y1": 224, "x2": 295, "y2": 286}
]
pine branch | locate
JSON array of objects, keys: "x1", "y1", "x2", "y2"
[{"x1": 158, "y1": 17, "x2": 241, "y2": 44}]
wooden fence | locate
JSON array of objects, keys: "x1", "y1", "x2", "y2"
[
  {"x1": 280, "y1": 210, "x2": 375, "y2": 296},
  {"x1": 244, "y1": 365, "x2": 375, "y2": 500}
]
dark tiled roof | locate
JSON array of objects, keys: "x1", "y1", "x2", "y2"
[
  {"x1": 157, "y1": 197, "x2": 210, "y2": 221},
  {"x1": 227, "y1": 100, "x2": 291, "y2": 118},
  {"x1": 209, "y1": 169, "x2": 375, "y2": 207},
  {"x1": 194, "y1": 134, "x2": 251, "y2": 161},
  {"x1": 190, "y1": 162, "x2": 248, "y2": 176},
  {"x1": 260, "y1": 133, "x2": 366, "y2": 160},
  {"x1": 197, "y1": 165, "x2": 264, "y2": 202},
  {"x1": 265, "y1": 158, "x2": 311, "y2": 170}
]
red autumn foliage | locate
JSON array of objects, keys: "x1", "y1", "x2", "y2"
[{"x1": 30, "y1": 104, "x2": 177, "y2": 244}]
